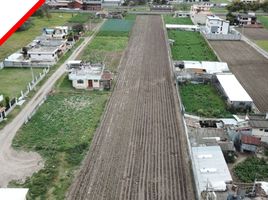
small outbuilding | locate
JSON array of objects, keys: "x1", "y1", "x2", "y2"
[
  {"x1": 215, "y1": 73, "x2": 253, "y2": 110},
  {"x1": 240, "y1": 134, "x2": 261, "y2": 153},
  {"x1": 192, "y1": 146, "x2": 233, "y2": 198}
]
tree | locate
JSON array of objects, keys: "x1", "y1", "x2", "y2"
[
  {"x1": 261, "y1": 0, "x2": 268, "y2": 12},
  {"x1": 4, "y1": 96, "x2": 10, "y2": 107},
  {"x1": 72, "y1": 24, "x2": 84, "y2": 33}
]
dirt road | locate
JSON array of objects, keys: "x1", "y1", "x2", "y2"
[
  {"x1": 0, "y1": 21, "x2": 104, "y2": 187},
  {"x1": 209, "y1": 40, "x2": 268, "y2": 112},
  {"x1": 67, "y1": 15, "x2": 194, "y2": 200}
]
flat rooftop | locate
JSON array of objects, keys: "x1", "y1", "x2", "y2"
[
  {"x1": 216, "y1": 74, "x2": 253, "y2": 102},
  {"x1": 192, "y1": 146, "x2": 232, "y2": 193}
]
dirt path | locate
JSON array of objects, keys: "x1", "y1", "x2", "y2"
[
  {"x1": 0, "y1": 21, "x2": 104, "y2": 187},
  {"x1": 67, "y1": 15, "x2": 194, "y2": 200},
  {"x1": 209, "y1": 40, "x2": 268, "y2": 113}
]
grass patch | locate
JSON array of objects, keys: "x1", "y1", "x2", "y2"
[
  {"x1": 0, "y1": 68, "x2": 43, "y2": 98},
  {"x1": 211, "y1": 7, "x2": 228, "y2": 14},
  {"x1": 256, "y1": 40, "x2": 268, "y2": 52},
  {"x1": 98, "y1": 19, "x2": 134, "y2": 37},
  {"x1": 168, "y1": 30, "x2": 218, "y2": 61},
  {"x1": 258, "y1": 16, "x2": 268, "y2": 30},
  {"x1": 124, "y1": 14, "x2": 137, "y2": 21},
  {"x1": 180, "y1": 83, "x2": 232, "y2": 117},
  {"x1": 164, "y1": 15, "x2": 193, "y2": 25},
  {"x1": 234, "y1": 157, "x2": 268, "y2": 183},
  {"x1": 11, "y1": 76, "x2": 110, "y2": 199},
  {"x1": 68, "y1": 13, "x2": 94, "y2": 23},
  {"x1": 0, "y1": 13, "x2": 73, "y2": 61},
  {"x1": 81, "y1": 36, "x2": 128, "y2": 72}
]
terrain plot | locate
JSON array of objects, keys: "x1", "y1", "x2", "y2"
[
  {"x1": 67, "y1": 15, "x2": 194, "y2": 200},
  {"x1": 209, "y1": 40, "x2": 268, "y2": 112}
]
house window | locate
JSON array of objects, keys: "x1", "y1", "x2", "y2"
[
  {"x1": 239, "y1": 102, "x2": 245, "y2": 106},
  {"x1": 265, "y1": 129, "x2": 268, "y2": 132},
  {"x1": 77, "y1": 80, "x2": 84, "y2": 84},
  {"x1": 94, "y1": 80, "x2": 98, "y2": 83},
  {"x1": 260, "y1": 129, "x2": 263, "y2": 131}
]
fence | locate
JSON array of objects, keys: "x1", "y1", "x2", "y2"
[
  {"x1": 201, "y1": 28, "x2": 241, "y2": 41},
  {"x1": 0, "y1": 67, "x2": 50, "y2": 123},
  {"x1": 3, "y1": 60, "x2": 53, "y2": 68}
]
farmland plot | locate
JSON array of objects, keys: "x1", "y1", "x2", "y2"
[
  {"x1": 209, "y1": 40, "x2": 268, "y2": 112},
  {"x1": 11, "y1": 77, "x2": 110, "y2": 199},
  {"x1": 68, "y1": 15, "x2": 194, "y2": 200}
]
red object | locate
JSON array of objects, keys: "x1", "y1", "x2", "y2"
[
  {"x1": 0, "y1": 0, "x2": 45, "y2": 46},
  {"x1": 241, "y1": 135, "x2": 261, "y2": 146}
]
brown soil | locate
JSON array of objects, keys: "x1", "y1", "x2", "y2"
[
  {"x1": 209, "y1": 40, "x2": 268, "y2": 112},
  {"x1": 67, "y1": 15, "x2": 195, "y2": 200}
]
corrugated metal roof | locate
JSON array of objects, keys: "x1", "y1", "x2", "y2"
[
  {"x1": 216, "y1": 74, "x2": 253, "y2": 102},
  {"x1": 241, "y1": 135, "x2": 261, "y2": 146},
  {"x1": 192, "y1": 146, "x2": 232, "y2": 194}
]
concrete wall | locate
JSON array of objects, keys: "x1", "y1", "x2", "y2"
[
  {"x1": 73, "y1": 79, "x2": 88, "y2": 89},
  {"x1": 30, "y1": 53, "x2": 58, "y2": 62}
]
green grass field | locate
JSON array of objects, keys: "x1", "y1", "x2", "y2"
[
  {"x1": 256, "y1": 40, "x2": 268, "y2": 52},
  {"x1": 81, "y1": 36, "x2": 128, "y2": 72},
  {"x1": 0, "y1": 13, "x2": 73, "y2": 61},
  {"x1": 180, "y1": 83, "x2": 232, "y2": 117},
  {"x1": 259, "y1": 16, "x2": 268, "y2": 30},
  {"x1": 168, "y1": 30, "x2": 218, "y2": 61},
  {"x1": 0, "y1": 68, "x2": 43, "y2": 98},
  {"x1": 11, "y1": 76, "x2": 110, "y2": 199},
  {"x1": 164, "y1": 15, "x2": 193, "y2": 25},
  {"x1": 211, "y1": 7, "x2": 228, "y2": 13},
  {"x1": 68, "y1": 13, "x2": 101, "y2": 24},
  {"x1": 98, "y1": 19, "x2": 134, "y2": 37},
  {"x1": 234, "y1": 157, "x2": 268, "y2": 183}
]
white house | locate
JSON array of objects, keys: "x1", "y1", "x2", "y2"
[
  {"x1": 43, "y1": 26, "x2": 69, "y2": 39},
  {"x1": 68, "y1": 61, "x2": 112, "y2": 90},
  {"x1": 28, "y1": 46, "x2": 59, "y2": 62},
  {"x1": 206, "y1": 16, "x2": 230, "y2": 34},
  {"x1": 215, "y1": 73, "x2": 253, "y2": 110},
  {"x1": 247, "y1": 113, "x2": 268, "y2": 138},
  {"x1": 102, "y1": 0, "x2": 123, "y2": 7}
]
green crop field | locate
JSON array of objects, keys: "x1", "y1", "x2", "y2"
[
  {"x1": 164, "y1": 15, "x2": 193, "y2": 25},
  {"x1": 0, "y1": 13, "x2": 73, "y2": 61},
  {"x1": 259, "y1": 16, "x2": 268, "y2": 30},
  {"x1": 234, "y1": 157, "x2": 268, "y2": 183},
  {"x1": 98, "y1": 19, "x2": 134, "y2": 37},
  {"x1": 11, "y1": 76, "x2": 110, "y2": 199},
  {"x1": 0, "y1": 68, "x2": 43, "y2": 98},
  {"x1": 168, "y1": 30, "x2": 218, "y2": 61},
  {"x1": 180, "y1": 83, "x2": 232, "y2": 117}
]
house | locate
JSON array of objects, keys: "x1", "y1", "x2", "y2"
[
  {"x1": 236, "y1": 13, "x2": 257, "y2": 26},
  {"x1": 46, "y1": 0, "x2": 70, "y2": 9},
  {"x1": 247, "y1": 113, "x2": 268, "y2": 138},
  {"x1": 0, "y1": 188, "x2": 29, "y2": 200},
  {"x1": 205, "y1": 16, "x2": 230, "y2": 34},
  {"x1": 191, "y1": 4, "x2": 212, "y2": 25},
  {"x1": 68, "y1": 0, "x2": 83, "y2": 9},
  {"x1": 102, "y1": 0, "x2": 123, "y2": 7},
  {"x1": 215, "y1": 73, "x2": 253, "y2": 110},
  {"x1": 28, "y1": 46, "x2": 59, "y2": 62},
  {"x1": 192, "y1": 146, "x2": 233, "y2": 198},
  {"x1": 240, "y1": 135, "x2": 261, "y2": 153},
  {"x1": 83, "y1": 0, "x2": 102, "y2": 11},
  {"x1": 43, "y1": 26, "x2": 69, "y2": 39},
  {"x1": 68, "y1": 61, "x2": 112, "y2": 90}
]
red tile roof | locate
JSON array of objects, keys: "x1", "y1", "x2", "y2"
[{"x1": 241, "y1": 135, "x2": 261, "y2": 146}]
